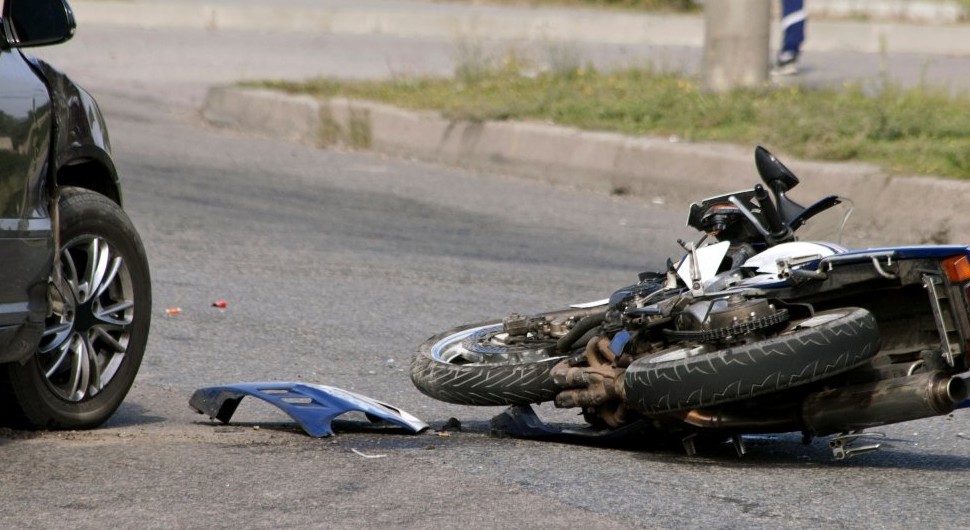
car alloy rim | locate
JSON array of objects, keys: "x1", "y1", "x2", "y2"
[{"x1": 39, "y1": 235, "x2": 135, "y2": 402}]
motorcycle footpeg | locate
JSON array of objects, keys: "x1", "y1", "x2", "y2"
[{"x1": 829, "y1": 432, "x2": 885, "y2": 460}]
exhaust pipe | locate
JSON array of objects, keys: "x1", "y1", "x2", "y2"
[
  {"x1": 682, "y1": 408, "x2": 798, "y2": 433},
  {"x1": 802, "y1": 371, "x2": 968, "y2": 436}
]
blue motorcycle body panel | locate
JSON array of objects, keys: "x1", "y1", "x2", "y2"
[
  {"x1": 189, "y1": 382, "x2": 429, "y2": 437},
  {"x1": 733, "y1": 244, "x2": 970, "y2": 290},
  {"x1": 821, "y1": 245, "x2": 970, "y2": 265}
]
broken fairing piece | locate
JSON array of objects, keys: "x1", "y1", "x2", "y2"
[{"x1": 189, "y1": 382, "x2": 429, "y2": 437}]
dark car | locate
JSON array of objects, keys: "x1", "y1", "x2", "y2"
[{"x1": 0, "y1": 0, "x2": 150, "y2": 429}]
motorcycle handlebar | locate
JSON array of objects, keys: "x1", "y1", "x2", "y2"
[{"x1": 754, "y1": 184, "x2": 792, "y2": 243}]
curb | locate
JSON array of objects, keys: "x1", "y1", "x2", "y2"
[
  {"x1": 67, "y1": 2, "x2": 703, "y2": 46},
  {"x1": 811, "y1": 0, "x2": 967, "y2": 24},
  {"x1": 71, "y1": 1, "x2": 970, "y2": 57},
  {"x1": 202, "y1": 86, "x2": 970, "y2": 247}
]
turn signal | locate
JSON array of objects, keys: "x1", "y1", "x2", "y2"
[{"x1": 942, "y1": 255, "x2": 970, "y2": 282}]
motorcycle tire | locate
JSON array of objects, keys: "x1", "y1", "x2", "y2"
[
  {"x1": 0, "y1": 187, "x2": 151, "y2": 429},
  {"x1": 411, "y1": 320, "x2": 566, "y2": 406},
  {"x1": 625, "y1": 307, "x2": 879, "y2": 414}
]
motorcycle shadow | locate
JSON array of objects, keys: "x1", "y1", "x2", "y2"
[
  {"x1": 487, "y1": 405, "x2": 970, "y2": 470},
  {"x1": 664, "y1": 434, "x2": 970, "y2": 471}
]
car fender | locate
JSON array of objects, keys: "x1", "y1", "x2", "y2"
[{"x1": 24, "y1": 55, "x2": 121, "y2": 204}]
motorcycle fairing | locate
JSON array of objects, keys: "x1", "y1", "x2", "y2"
[
  {"x1": 189, "y1": 382, "x2": 429, "y2": 437},
  {"x1": 676, "y1": 241, "x2": 730, "y2": 286},
  {"x1": 832, "y1": 245, "x2": 970, "y2": 262},
  {"x1": 742, "y1": 241, "x2": 845, "y2": 274},
  {"x1": 738, "y1": 244, "x2": 970, "y2": 288}
]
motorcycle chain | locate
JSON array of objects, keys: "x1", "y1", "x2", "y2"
[{"x1": 664, "y1": 309, "x2": 790, "y2": 343}]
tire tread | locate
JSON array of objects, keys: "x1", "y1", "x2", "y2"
[
  {"x1": 625, "y1": 307, "x2": 879, "y2": 413},
  {"x1": 410, "y1": 324, "x2": 562, "y2": 406}
]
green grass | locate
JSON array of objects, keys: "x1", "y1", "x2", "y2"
[{"x1": 253, "y1": 63, "x2": 970, "y2": 179}]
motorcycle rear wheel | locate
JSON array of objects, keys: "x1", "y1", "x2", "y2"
[
  {"x1": 624, "y1": 307, "x2": 879, "y2": 414},
  {"x1": 410, "y1": 320, "x2": 566, "y2": 406}
]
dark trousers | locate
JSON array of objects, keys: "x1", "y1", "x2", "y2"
[{"x1": 780, "y1": 0, "x2": 806, "y2": 56}]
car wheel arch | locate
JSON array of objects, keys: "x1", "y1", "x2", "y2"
[{"x1": 55, "y1": 157, "x2": 121, "y2": 206}]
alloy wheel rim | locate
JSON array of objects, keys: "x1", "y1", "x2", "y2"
[
  {"x1": 432, "y1": 324, "x2": 561, "y2": 365},
  {"x1": 39, "y1": 235, "x2": 135, "y2": 402}
]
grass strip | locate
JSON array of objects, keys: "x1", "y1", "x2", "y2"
[{"x1": 253, "y1": 65, "x2": 970, "y2": 179}]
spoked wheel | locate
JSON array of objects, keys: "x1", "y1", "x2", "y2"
[
  {"x1": 624, "y1": 307, "x2": 880, "y2": 414},
  {"x1": 0, "y1": 187, "x2": 151, "y2": 429},
  {"x1": 410, "y1": 320, "x2": 565, "y2": 406}
]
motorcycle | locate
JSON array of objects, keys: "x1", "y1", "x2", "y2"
[{"x1": 410, "y1": 146, "x2": 970, "y2": 458}]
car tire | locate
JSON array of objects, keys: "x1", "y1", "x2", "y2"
[{"x1": 0, "y1": 187, "x2": 151, "y2": 429}]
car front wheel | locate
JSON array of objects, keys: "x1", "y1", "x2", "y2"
[{"x1": 0, "y1": 187, "x2": 151, "y2": 429}]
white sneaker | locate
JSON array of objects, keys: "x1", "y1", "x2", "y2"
[{"x1": 771, "y1": 52, "x2": 800, "y2": 76}]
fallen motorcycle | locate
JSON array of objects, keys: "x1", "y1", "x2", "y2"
[{"x1": 411, "y1": 146, "x2": 970, "y2": 458}]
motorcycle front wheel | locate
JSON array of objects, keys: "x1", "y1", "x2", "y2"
[{"x1": 410, "y1": 320, "x2": 566, "y2": 406}]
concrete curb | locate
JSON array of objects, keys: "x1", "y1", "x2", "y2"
[
  {"x1": 812, "y1": 0, "x2": 967, "y2": 23},
  {"x1": 71, "y1": 1, "x2": 970, "y2": 56},
  {"x1": 203, "y1": 86, "x2": 970, "y2": 247}
]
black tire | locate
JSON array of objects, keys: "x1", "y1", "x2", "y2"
[
  {"x1": 0, "y1": 187, "x2": 151, "y2": 429},
  {"x1": 625, "y1": 307, "x2": 879, "y2": 414},
  {"x1": 410, "y1": 321, "x2": 565, "y2": 406}
]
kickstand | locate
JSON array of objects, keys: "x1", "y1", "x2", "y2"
[{"x1": 829, "y1": 432, "x2": 885, "y2": 460}]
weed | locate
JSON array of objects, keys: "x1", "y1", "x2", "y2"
[{"x1": 248, "y1": 63, "x2": 970, "y2": 179}]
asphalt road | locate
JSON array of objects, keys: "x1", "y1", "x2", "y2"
[{"x1": 2, "y1": 18, "x2": 970, "y2": 530}]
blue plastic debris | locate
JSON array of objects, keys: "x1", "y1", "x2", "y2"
[{"x1": 189, "y1": 382, "x2": 429, "y2": 437}]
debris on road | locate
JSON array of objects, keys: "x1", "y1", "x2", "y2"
[
  {"x1": 351, "y1": 448, "x2": 387, "y2": 459},
  {"x1": 211, "y1": 300, "x2": 228, "y2": 309},
  {"x1": 165, "y1": 307, "x2": 182, "y2": 316},
  {"x1": 441, "y1": 417, "x2": 462, "y2": 432},
  {"x1": 189, "y1": 382, "x2": 429, "y2": 437}
]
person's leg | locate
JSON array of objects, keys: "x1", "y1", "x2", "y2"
[{"x1": 776, "y1": 0, "x2": 806, "y2": 74}]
